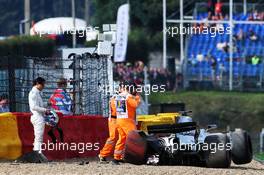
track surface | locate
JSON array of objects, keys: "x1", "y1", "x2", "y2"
[{"x1": 0, "y1": 160, "x2": 263, "y2": 175}]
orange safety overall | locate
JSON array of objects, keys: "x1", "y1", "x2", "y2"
[
  {"x1": 114, "y1": 92, "x2": 140, "y2": 160},
  {"x1": 99, "y1": 97, "x2": 118, "y2": 158}
]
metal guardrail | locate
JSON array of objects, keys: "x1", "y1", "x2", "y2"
[{"x1": 184, "y1": 62, "x2": 264, "y2": 91}]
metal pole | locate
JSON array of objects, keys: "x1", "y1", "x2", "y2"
[
  {"x1": 72, "y1": 0, "x2": 76, "y2": 48},
  {"x1": 180, "y1": 0, "x2": 184, "y2": 66},
  {"x1": 73, "y1": 55, "x2": 81, "y2": 114},
  {"x1": 229, "y1": 0, "x2": 233, "y2": 91},
  {"x1": 19, "y1": 23, "x2": 23, "y2": 35},
  {"x1": 163, "y1": 0, "x2": 167, "y2": 69},
  {"x1": 260, "y1": 63, "x2": 264, "y2": 90},
  {"x1": 84, "y1": 0, "x2": 90, "y2": 26},
  {"x1": 8, "y1": 56, "x2": 16, "y2": 112},
  {"x1": 24, "y1": 0, "x2": 30, "y2": 35},
  {"x1": 143, "y1": 66, "x2": 149, "y2": 114},
  {"x1": 261, "y1": 128, "x2": 264, "y2": 153},
  {"x1": 243, "y1": 0, "x2": 247, "y2": 15},
  {"x1": 107, "y1": 57, "x2": 114, "y2": 95}
]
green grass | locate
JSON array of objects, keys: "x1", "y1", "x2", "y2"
[
  {"x1": 149, "y1": 91, "x2": 264, "y2": 104},
  {"x1": 255, "y1": 153, "x2": 264, "y2": 161},
  {"x1": 149, "y1": 91, "x2": 264, "y2": 132}
]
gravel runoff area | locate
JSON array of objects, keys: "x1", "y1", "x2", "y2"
[{"x1": 0, "y1": 159, "x2": 263, "y2": 175}]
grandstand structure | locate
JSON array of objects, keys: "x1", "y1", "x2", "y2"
[
  {"x1": 164, "y1": 0, "x2": 264, "y2": 91},
  {"x1": 186, "y1": 11, "x2": 264, "y2": 91}
]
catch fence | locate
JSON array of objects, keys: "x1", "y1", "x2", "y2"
[{"x1": 0, "y1": 54, "x2": 112, "y2": 116}]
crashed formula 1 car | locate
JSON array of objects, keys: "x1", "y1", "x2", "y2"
[{"x1": 124, "y1": 111, "x2": 253, "y2": 168}]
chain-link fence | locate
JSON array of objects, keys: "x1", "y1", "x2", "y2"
[
  {"x1": 0, "y1": 54, "x2": 112, "y2": 116},
  {"x1": 0, "y1": 70, "x2": 8, "y2": 94},
  {"x1": 82, "y1": 54, "x2": 110, "y2": 117}
]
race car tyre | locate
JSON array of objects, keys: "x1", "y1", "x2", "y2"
[
  {"x1": 16, "y1": 151, "x2": 49, "y2": 163},
  {"x1": 231, "y1": 129, "x2": 253, "y2": 164},
  {"x1": 204, "y1": 133, "x2": 231, "y2": 168},
  {"x1": 124, "y1": 130, "x2": 148, "y2": 165}
]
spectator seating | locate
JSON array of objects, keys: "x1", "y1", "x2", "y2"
[{"x1": 187, "y1": 13, "x2": 264, "y2": 78}]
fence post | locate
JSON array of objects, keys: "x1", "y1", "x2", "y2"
[
  {"x1": 107, "y1": 56, "x2": 114, "y2": 95},
  {"x1": 143, "y1": 66, "x2": 149, "y2": 114},
  {"x1": 73, "y1": 55, "x2": 81, "y2": 115},
  {"x1": 260, "y1": 62, "x2": 264, "y2": 90},
  {"x1": 8, "y1": 56, "x2": 16, "y2": 112},
  {"x1": 226, "y1": 125, "x2": 230, "y2": 132},
  {"x1": 260, "y1": 128, "x2": 264, "y2": 153}
]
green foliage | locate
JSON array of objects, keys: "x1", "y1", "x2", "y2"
[
  {"x1": 0, "y1": 36, "x2": 55, "y2": 57},
  {"x1": 149, "y1": 91, "x2": 264, "y2": 133},
  {"x1": 84, "y1": 39, "x2": 98, "y2": 47},
  {"x1": 91, "y1": 0, "x2": 124, "y2": 27},
  {"x1": 149, "y1": 32, "x2": 163, "y2": 51},
  {"x1": 0, "y1": 0, "x2": 182, "y2": 62},
  {"x1": 127, "y1": 29, "x2": 149, "y2": 63},
  {"x1": 130, "y1": 0, "x2": 180, "y2": 52},
  {"x1": 92, "y1": 0, "x2": 181, "y2": 62},
  {"x1": 255, "y1": 153, "x2": 264, "y2": 161}
]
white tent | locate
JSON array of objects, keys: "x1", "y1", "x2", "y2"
[{"x1": 30, "y1": 17, "x2": 87, "y2": 35}]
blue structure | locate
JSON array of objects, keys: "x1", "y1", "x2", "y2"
[{"x1": 186, "y1": 13, "x2": 264, "y2": 80}]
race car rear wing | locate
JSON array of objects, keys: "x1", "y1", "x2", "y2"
[{"x1": 147, "y1": 122, "x2": 197, "y2": 134}]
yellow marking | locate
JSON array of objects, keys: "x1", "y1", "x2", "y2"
[{"x1": 0, "y1": 112, "x2": 22, "y2": 159}]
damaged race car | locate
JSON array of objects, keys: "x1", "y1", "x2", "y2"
[{"x1": 124, "y1": 111, "x2": 253, "y2": 168}]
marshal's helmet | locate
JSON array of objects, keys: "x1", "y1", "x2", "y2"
[{"x1": 45, "y1": 110, "x2": 59, "y2": 127}]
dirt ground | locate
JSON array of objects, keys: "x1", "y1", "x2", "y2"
[{"x1": 0, "y1": 159, "x2": 263, "y2": 175}]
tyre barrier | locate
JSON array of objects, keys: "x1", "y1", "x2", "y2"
[{"x1": 0, "y1": 112, "x2": 108, "y2": 160}]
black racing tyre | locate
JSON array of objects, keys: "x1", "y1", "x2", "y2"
[
  {"x1": 204, "y1": 133, "x2": 231, "y2": 168},
  {"x1": 16, "y1": 151, "x2": 48, "y2": 163},
  {"x1": 231, "y1": 129, "x2": 253, "y2": 164},
  {"x1": 124, "y1": 130, "x2": 148, "y2": 165}
]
